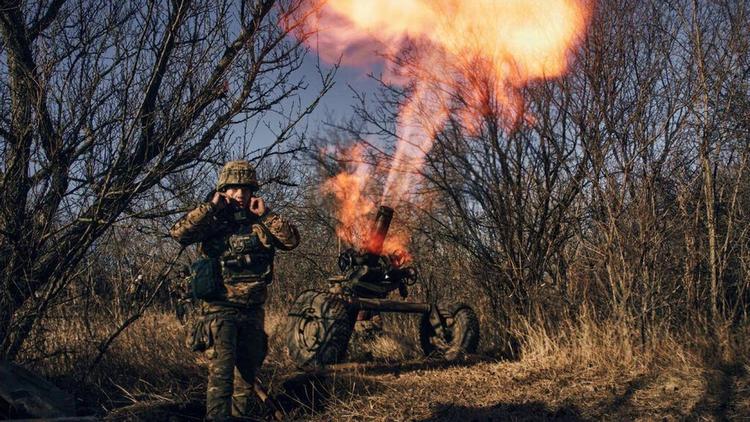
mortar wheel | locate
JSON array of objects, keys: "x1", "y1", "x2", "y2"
[
  {"x1": 419, "y1": 302, "x2": 480, "y2": 360},
  {"x1": 284, "y1": 290, "x2": 356, "y2": 368}
]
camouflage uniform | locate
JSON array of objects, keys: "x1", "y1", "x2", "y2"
[{"x1": 170, "y1": 161, "x2": 299, "y2": 420}]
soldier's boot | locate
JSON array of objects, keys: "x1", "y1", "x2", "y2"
[{"x1": 206, "y1": 319, "x2": 238, "y2": 421}]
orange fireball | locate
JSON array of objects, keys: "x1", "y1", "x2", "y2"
[
  {"x1": 321, "y1": 144, "x2": 413, "y2": 255},
  {"x1": 320, "y1": 144, "x2": 374, "y2": 250},
  {"x1": 302, "y1": 0, "x2": 589, "y2": 78},
  {"x1": 292, "y1": 0, "x2": 592, "y2": 254}
]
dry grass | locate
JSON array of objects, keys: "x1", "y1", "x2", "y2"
[
  {"x1": 298, "y1": 314, "x2": 717, "y2": 421},
  {"x1": 21, "y1": 310, "x2": 205, "y2": 418},
  {"x1": 347, "y1": 321, "x2": 420, "y2": 364},
  {"x1": 17, "y1": 308, "x2": 750, "y2": 421},
  {"x1": 272, "y1": 312, "x2": 749, "y2": 421}
]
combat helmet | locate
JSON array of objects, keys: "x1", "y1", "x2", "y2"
[{"x1": 216, "y1": 160, "x2": 259, "y2": 191}]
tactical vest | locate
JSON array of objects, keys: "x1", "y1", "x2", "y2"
[
  {"x1": 200, "y1": 209, "x2": 275, "y2": 306},
  {"x1": 221, "y1": 227, "x2": 275, "y2": 282}
]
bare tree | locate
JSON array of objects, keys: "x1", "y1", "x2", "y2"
[
  {"x1": 333, "y1": 0, "x2": 750, "y2": 344},
  {"x1": 0, "y1": 0, "x2": 331, "y2": 360}
]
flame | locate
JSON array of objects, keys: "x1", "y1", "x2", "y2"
[
  {"x1": 320, "y1": 144, "x2": 374, "y2": 249},
  {"x1": 321, "y1": 144, "x2": 412, "y2": 255},
  {"x1": 300, "y1": 0, "x2": 589, "y2": 76},
  {"x1": 292, "y1": 0, "x2": 592, "y2": 254}
]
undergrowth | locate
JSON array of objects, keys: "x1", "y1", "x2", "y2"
[{"x1": 16, "y1": 307, "x2": 750, "y2": 420}]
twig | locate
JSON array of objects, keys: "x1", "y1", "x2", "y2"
[
  {"x1": 253, "y1": 378, "x2": 285, "y2": 421},
  {"x1": 81, "y1": 247, "x2": 185, "y2": 382}
]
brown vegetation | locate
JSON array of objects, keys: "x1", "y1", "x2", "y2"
[
  {"x1": 14, "y1": 308, "x2": 750, "y2": 420},
  {"x1": 2, "y1": 0, "x2": 750, "y2": 420}
]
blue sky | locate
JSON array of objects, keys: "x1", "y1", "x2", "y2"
[{"x1": 244, "y1": 49, "x2": 384, "y2": 152}]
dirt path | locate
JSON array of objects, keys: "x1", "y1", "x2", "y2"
[
  {"x1": 103, "y1": 355, "x2": 749, "y2": 421},
  {"x1": 269, "y1": 356, "x2": 747, "y2": 421},
  {"x1": 692, "y1": 363, "x2": 749, "y2": 420}
]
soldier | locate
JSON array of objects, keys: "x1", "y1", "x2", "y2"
[{"x1": 170, "y1": 160, "x2": 299, "y2": 421}]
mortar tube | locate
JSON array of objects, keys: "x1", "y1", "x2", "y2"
[{"x1": 366, "y1": 205, "x2": 394, "y2": 255}]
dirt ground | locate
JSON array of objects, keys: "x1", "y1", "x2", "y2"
[
  {"x1": 103, "y1": 342, "x2": 750, "y2": 421},
  {"x1": 269, "y1": 359, "x2": 748, "y2": 421}
]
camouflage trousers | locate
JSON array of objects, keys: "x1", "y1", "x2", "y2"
[{"x1": 204, "y1": 306, "x2": 267, "y2": 420}]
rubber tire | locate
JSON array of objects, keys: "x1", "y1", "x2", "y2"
[
  {"x1": 284, "y1": 290, "x2": 356, "y2": 368},
  {"x1": 419, "y1": 302, "x2": 480, "y2": 360}
]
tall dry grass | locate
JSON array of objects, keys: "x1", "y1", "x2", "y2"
[
  {"x1": 20, "y1": 309, "x2": 204, "y2": 417},
  {"x1": 17, "y1": 300, "x2": 750, "y2": 420},
  {"x1": 309, "y1": 312, "x2": 748, "y2": 421}
]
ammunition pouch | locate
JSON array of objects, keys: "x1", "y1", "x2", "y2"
[
  {"x1": 190, "y1": 257, "x2": 222, "y2": 300},
  {"x1": 228, "y1": 231, "x2": 263, "y2": 254},
  {"x1": 221, "y1": 254, "x2": 271, "y2": 273},
  {"x1": 221, "y1": 232, "x2": 274, "y2": 282},
  {"x1": 186, "y1": 317, "x2": 214, "y2": 352}
]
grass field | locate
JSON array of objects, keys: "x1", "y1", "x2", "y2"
[{"x1": 17, "y1": 308, "x2": 750, "y2": 421}]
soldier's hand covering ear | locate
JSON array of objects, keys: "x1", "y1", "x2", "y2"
[
  {"x1": 248, "y1": 196, "x2": 266, "y2": 217},
  {"x1": 211, "y1": 191, "x2": 230, "y2": 210}
]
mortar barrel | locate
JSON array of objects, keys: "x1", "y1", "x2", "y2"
[{"x1": 367, "y1": 205, "x2": 394, "y2": 254}]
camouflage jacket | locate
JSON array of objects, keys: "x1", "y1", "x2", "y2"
[{"x1": 170, "y1": 202, "x2": 300, "y2": 307}]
